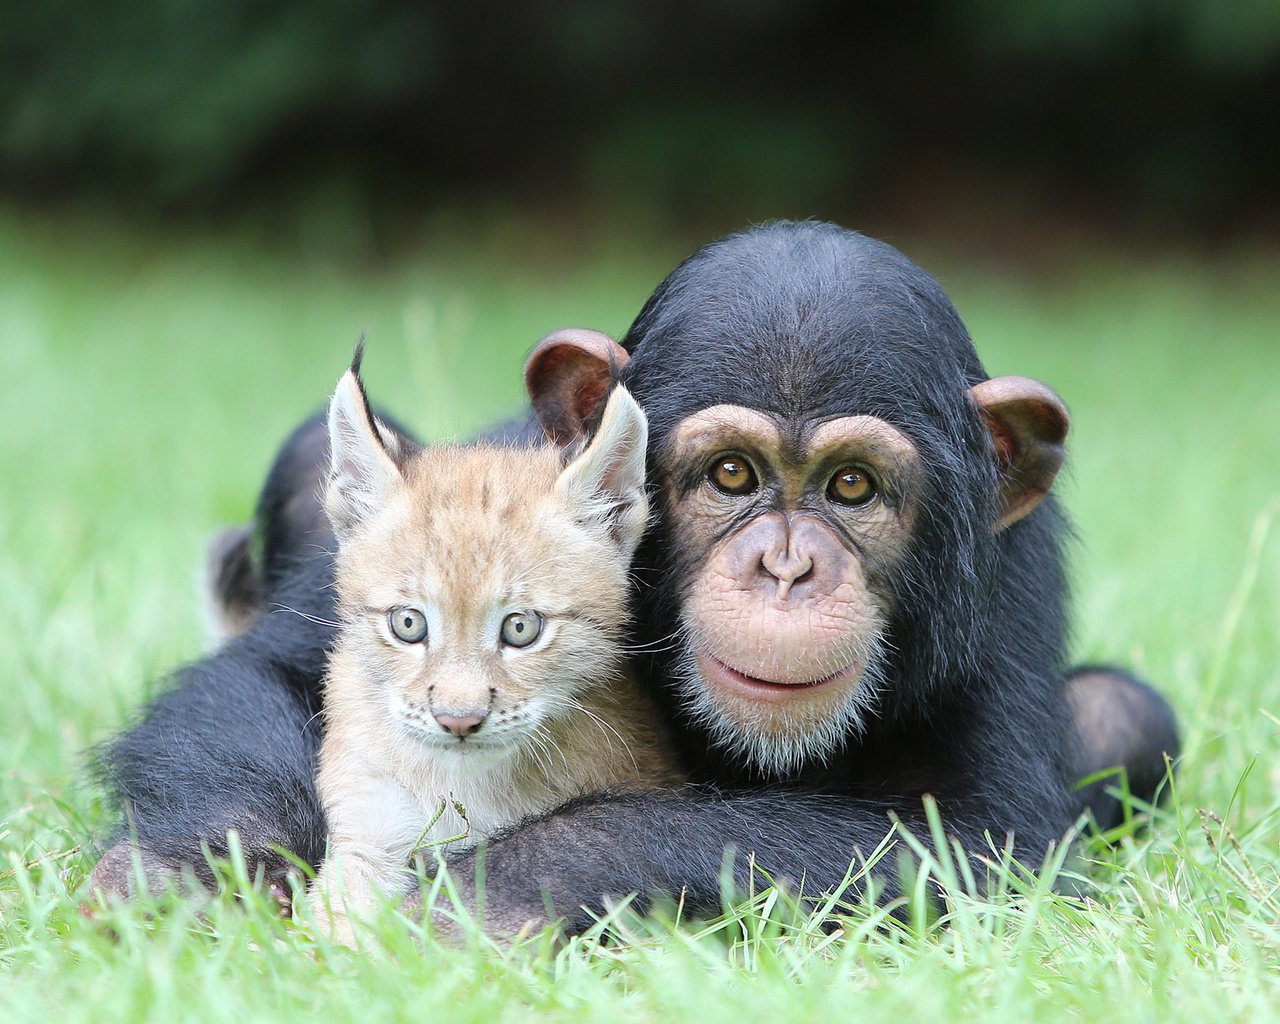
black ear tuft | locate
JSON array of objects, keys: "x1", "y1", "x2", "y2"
[
  {"x1": 350, "y1": 335, "x2": 367, "y2": 378},
  {"x1": 345, "y1": 336, "x2": 388, "y2": 454}
]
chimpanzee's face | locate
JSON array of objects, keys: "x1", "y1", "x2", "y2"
[
  {"x1": 522, "y1": 225, "x2": 1069, "y2": 778},
  {"x1": 657, "y1": 404, "x2": 926, "y2": 773}
]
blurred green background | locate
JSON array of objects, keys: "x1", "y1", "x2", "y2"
[
  {"x1": 1, "y1": 0, "x2": 1277, "y2": 807},
  {"x1": 2, "y1": 5, "x2": 1279, "y2": 1020},
  {"x1": 3, "y1": 0, "x2": 1279, "y2": 235},
  {"x1": 1, "y1": 0, "x2": 1277, "y2": 786}
]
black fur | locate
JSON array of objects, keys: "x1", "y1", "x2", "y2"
[
  {"x1": 1067, "y1": 666, "x2": 1181, "y2": 831},
  {"x1": 433, "y1": 223, "x2": 1092, "y2": 928},
  {"x1": 92, "y1": 222, "x2": 1178, "y2": 927},
  {"x1": 94, "y1": 414, "x2": 338, "y2": 886}
]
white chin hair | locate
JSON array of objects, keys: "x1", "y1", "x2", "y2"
[{"x1": 670, "y1": 649, "x2": 885, "y2": 778}]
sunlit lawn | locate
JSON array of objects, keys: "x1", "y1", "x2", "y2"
[{"x1": 1, "y1": 205, "x2": 1277, "y2": 1022}]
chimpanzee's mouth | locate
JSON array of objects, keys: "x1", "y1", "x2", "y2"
[{"x1": 696, "y1": 651, "x2": 858, "y2": 703}]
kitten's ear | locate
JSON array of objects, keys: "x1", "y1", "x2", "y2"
[
  {"x1": 555, "y1": 385, "x2": 649, "y2": 554},
  {"x1": 325, "y1": 360, "x2": 405, "y2": 541}
]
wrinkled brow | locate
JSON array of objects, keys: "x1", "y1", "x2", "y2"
[
  {"x1": 665, "y1": 405, "x2": 780, "y2": 459},
  {"x1": 806, "y1": 416, "x2": 919, "y2": 465}
]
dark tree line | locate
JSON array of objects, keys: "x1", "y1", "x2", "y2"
[{"x1": 3, "y1": 0, "x2": 1277, "y2": 227}]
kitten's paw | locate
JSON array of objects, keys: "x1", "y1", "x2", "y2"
[
  {"x1": 319, "y1": 909, "x2": 362, "y2": 948},
  {"x1": 304, "y1": 875, "x2": 375, "y2": 949},
  {"x1": 301, "y1": 890, "x2": 362, "y2": 948}
]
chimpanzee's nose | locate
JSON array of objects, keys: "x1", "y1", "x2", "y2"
[
  {"x1": 433, "y1": 711, "x2": 486, "y2": 737},
  {"x1": 760, "y1": 546, "x2": 814, "y2": 599}
]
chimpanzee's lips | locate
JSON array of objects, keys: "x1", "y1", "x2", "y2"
[{"x1": 696, "y1": 651, "x2": 858, "y2": 703}]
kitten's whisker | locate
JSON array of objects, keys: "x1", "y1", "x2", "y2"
[
  {"x1": 618, "y1": 629, "x2": 684, "y2": 654},
  {"x1": 526, "y1": 731, "x2": 558, "y2": 777},
  {"x1": 530, "y1": 723, "x2": 572, "y2": 777},
  {"x1": 621, "y1": 621, "x2": 694, "y2": 656},
  {"x1": 301, "y1": 706, "x2": 326, "y2": 735},
  {"x1": 269, "y1": 603, "x2": 342, "y2": 628},
  {"x1": 541, "y1": 694, "x2": 640, "y2": 774}
]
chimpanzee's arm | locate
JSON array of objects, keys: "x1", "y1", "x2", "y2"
[
  {"x1": 90, "y1": 555, "x2": 336, "y2": 894},
  {"x1": 418, "y1": 780, "x2": 1062, "y2": 936},
  {"x1": 410, "y1": 676, "x2": 1077, "y2": 936}
]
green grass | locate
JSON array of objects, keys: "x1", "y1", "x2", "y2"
[{"x1": 1, "y1": 206, "x2": 1277, "y2": 1023}]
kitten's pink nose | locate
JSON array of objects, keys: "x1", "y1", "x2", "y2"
[{"x1": 433, "y1": 711, "x2": 486, "y2": 737}]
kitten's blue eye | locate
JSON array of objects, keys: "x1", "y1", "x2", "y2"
[
  {"x1": 388, "y1": 606, "x2": 428, "y2": 644},
  {"x1": 500, "y1": 611, "x2": 543, "y2": 648}
]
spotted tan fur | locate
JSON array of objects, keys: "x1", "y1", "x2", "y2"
[{"x1": 310, "y1": 371, "x2": 681, "y2": 942}]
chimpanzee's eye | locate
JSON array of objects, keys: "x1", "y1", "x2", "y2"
[
  {"x1": 827, "y1": 466, "x2": 877, "y2": 506},
  {"x1": 388, "y1": 606, "x2": 429, "y2": 644},
  {"x1": 707, "y1": 455, "x2": 758, "y2": 496},
  {"x1": 500, "y1": 611, "x2": 544, "y2": 648}
]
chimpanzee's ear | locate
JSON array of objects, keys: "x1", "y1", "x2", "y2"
[
  {"x1": 525, "y1": 328, "x2": 631, "y2": 446},
  {"x1": 554, "y1": 384, "x2": 649, "y2": 554},
  {"x1": 968, "y1": 376, "x2": 1069, "y2": 532}
]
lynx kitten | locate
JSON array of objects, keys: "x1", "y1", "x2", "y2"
[{"x1": 310, "y1": 355, "x2": 681, "y2": 940}]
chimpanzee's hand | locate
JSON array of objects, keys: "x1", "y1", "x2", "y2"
[
  {"x1": 83, "y1": 840, "x2": 295, "y2": 917},
  {"x1": 397, "y1": 851, "x2": 557, "y2": 945}
]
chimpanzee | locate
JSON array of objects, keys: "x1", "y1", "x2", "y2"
[{"x1": 91, "y1": 222, "x2": 1179, "y2": 932}]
